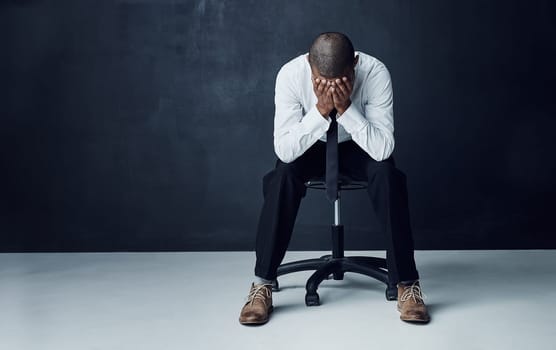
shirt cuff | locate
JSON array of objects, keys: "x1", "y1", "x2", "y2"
[
  {"x1": 336, "y1": 103, "x2": 369, "y2": 134},
  {"x1": 300, "y1": 105, "x2": 331, "y2": 136}
]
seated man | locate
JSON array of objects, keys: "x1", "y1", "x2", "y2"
[{"x1": 239, "y1": 32, "x2": 430, "y2": 325}]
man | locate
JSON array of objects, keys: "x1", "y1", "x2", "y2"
[{"x1": 239, "y1": 32, "x2": 430, "y2": 325}]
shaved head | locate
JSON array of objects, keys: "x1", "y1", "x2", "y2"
[{"x1": 308, "y1": 32, "x2": 355, "y2": 78}]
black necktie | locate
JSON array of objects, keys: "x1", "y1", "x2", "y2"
[{"x1": 326, "y1": 108, "x2": 338, "y2": 202}]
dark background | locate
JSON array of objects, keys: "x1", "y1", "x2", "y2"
[{"x1": 1, "y1": 0, "x2": 555, "y2": 252}]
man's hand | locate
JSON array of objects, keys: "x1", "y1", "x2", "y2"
[
  {"x1": 331, "y1": 77, "x2": 352, "y2": 116},
  {"x1": 313, "y1": 78, "x2": 335, "y2": 118}
]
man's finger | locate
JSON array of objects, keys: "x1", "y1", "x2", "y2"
[
  {"x1": 327, "y1": 86, "x2": 334, "y2": 102},
  {"x1": 334, "y1": 79, "x2": 348, "y2": 99},
  {"x1": 338, "y1": 78, "x2": 351, "y2": 97},
  {"x1": 321, "y1": 79, "x2": 330, "y2": 93},
  {"x1": 332, "y1": 87, "x2": 342, "y2": 105},
  {"x1": 317, "y1": 79, "x2": 326, "y2": 95},
  {"x1": 342, "y1": 76, "x2": 353, "y2": 94}
]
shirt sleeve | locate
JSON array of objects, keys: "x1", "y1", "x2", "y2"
[
  {"x1": 273, "y1": 65, "x2": 331, "y2": 163},
  {"x1": 336, "y1": 64, "x2": 395, "y2": 161}
]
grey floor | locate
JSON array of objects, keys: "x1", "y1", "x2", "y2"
[{"x1": 0, "y1": 250, "x2": 554, "y2": 350}]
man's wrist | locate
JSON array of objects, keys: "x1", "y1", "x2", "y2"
[
  {"x1": 336, "y1": 100, "x2": 351, "y2": 116},
  {"x1": 316, "y1": 104, "x2": 333, "y2": 119}
]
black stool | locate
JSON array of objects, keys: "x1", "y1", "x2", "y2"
[{"x1": 272, "y1": 174, "x2": 398, "y2": 306}]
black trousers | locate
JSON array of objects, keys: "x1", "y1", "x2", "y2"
[{"x1": 254, "y1": 140, "x2": 419, "y2": 286}]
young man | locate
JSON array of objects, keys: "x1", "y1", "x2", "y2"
[{"x1": 239, "y1": 32, "x2": 430, "y2": 325}]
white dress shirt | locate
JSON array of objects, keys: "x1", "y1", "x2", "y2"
[{"x1": 273, "y1": 51, "x2": 395, "y2": 163}]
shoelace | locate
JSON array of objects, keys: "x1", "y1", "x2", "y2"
[
  {"x1": 399, "y1": 281, "x2": 427, "y2": 304},
  {"x1": 246, "y1": 284, "x2": 272, "y2": 307}
]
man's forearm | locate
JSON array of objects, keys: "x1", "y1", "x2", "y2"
[
  {"x1": 274, "y1": 106, "x2": 331, "y2": 163},
  {"x1": 337, "y1": 104, "x2": 394, "y2": 161}
]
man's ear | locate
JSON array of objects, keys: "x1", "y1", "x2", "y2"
[{"x1": 353, "y1": 54, "x2": 359, "y2": 68}]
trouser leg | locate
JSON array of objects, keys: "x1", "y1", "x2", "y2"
[
  {"x1": 254, "y1": 141, "x2": 326, "y2": 280},
  {"x1": 339, "y1": 141, "x2": 419, "y2": 286},
  {"x1": 366, "y1": 159, "x2": 420, "y2": 286}
]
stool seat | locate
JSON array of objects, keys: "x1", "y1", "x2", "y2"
[{"x1": 305, "y1": 175, "x2": 367, "y2": 191}]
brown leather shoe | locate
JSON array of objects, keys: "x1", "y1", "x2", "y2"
[
  {"x1": 397, "y1": 280, "x2": 430, "y2": 323},
  {"x1": 239, "y1": 282, "x2": 274, "y2": 325}
]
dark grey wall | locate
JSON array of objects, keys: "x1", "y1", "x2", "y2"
[{"x1": 1, "y1": 0, "x2": 555, "y2": 252}]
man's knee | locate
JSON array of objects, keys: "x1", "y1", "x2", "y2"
[
  {"x1": 262, "y1": 160, "x2": 304, "y2": 198},
  {"x1": 366, "y1": 160, "x2": 405, "y2": 183},
  {"x1": 263, "y1": 160, "x2": 299, "y2": 182},
  {"x1": 274, "y1": 160, "x2": 300, "y2": 176}
]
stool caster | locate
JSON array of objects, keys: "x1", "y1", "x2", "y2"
[
  {"x1": 305, "y1": 293, "x2": 320, "y2": 306},
  {"x1": 272, "y1": 279, "x2": 279, "y2": 292},
  {"x1": 385, "y1": 285, "x2": 398, "y2": 300}
]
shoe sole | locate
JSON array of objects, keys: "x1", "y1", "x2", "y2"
[
  {"x1": 397, "y1": 304, "x2": 430, "y2": 323},
  {"x1": 239, "y1": 305, "x2": 274, "y2": 325}
]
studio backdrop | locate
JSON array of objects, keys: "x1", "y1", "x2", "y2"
[{"x1": 1, "y1": 0, "x2": 555, "y2": 252}]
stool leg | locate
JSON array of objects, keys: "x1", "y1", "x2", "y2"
[
  {"x1": 332, "y1": 197, "x2": 345, "y2": 280},
  {"x1": 331, "y1": 224, "x2": 344, "y2": 280},
  {"x1": 305, "y1": 260, "x2": 340, "y2": 306}
]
